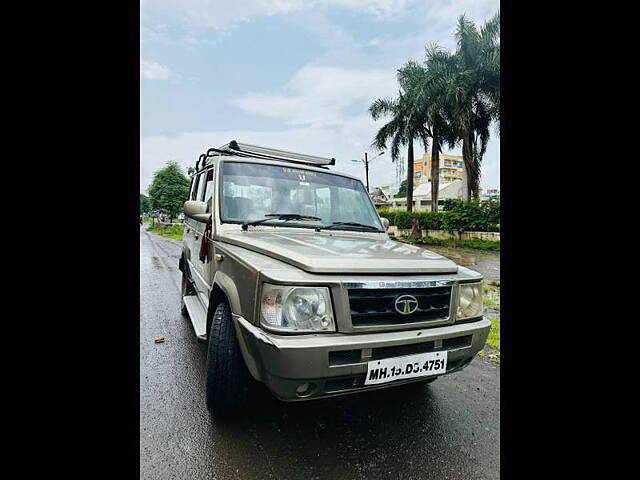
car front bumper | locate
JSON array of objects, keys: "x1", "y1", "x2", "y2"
[{"x1": 233, "y1": 315, "x2": 491, "y2": 401}]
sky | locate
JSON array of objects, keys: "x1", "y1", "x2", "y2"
[{"x1": 140, "y1": 0, "x2": 500, "y2": 194}]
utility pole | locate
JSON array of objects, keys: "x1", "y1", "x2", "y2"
[
  {"x1": 364, "y1": 152, "x2": 369, "y2": 193},
  {"x1": 352, "y1": 151, "x2": 384, "y2": 193}
]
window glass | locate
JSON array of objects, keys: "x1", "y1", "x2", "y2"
[
  {"x1": 221, "y1": 162, "x2": 382, "y2": 231},
  {"x1": 190, "y1": 174, "x2": 201, "y2": 200},
  {"x1": 195, "y1": 172, "x2": 207, "y2": 201},
  {"x1": 203, "y1": 169, "x2": 214, "y2": 202}
]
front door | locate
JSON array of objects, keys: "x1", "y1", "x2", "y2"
[{"x1": 189, "y1": 168, "x2": 215, "y2": 305}]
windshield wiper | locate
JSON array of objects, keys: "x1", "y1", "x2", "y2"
[
  {"x1": 241, "y1": 213, "x2": 322, "y2": 230},
  {"x1": 317, "y1": 222, "x2": 382, "y2": 232}
]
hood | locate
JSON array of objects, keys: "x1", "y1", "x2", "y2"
[{"x1": 218, "y1": 230, "x2": 458, "y2": 274}]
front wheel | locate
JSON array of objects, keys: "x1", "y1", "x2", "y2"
[{"x1": 205, "y1": 301, "x2": 249, "y2": 416}]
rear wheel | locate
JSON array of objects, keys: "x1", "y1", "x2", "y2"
[{"x1": 205, "y1": 301, "x2": 249, "y2": 416}]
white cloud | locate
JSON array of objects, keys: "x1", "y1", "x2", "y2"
[
  {"x1": 140, "y1": 59, "x2": 174, "y2": 80},
  {"x1": 139, "y1": 1, "x2": 500, "y2": 191},
  {"x1": 141, "y1": 0, "x2": 415, "y2": 35},
  {"x1": 231, "y1": 64, "x2": 398, "y2": 127},
  {"x1": 140, "y1": 24, "x2": 200, "y2": 46},
  {"x1": 141, "y1": 63, "x2": 499, "y2": 192}
]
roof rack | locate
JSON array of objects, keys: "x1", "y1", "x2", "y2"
[
  {"x1": 195, "y1": 153, "x2": 206, "y2": 170},
  {"x1": 206, "y1": 140, "x2": 335, "y2": 167}
]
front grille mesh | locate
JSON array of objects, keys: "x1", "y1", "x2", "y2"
[{"x1": 348, "y1": 287, "x2": 451, "y2": 327}]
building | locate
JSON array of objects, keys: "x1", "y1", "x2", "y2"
[
  {"x1": 481, "y1": 188, "x2": 500, "y2": 201},
  {"x1": 389, "y1": 179, "x2": 465, "y2": 211},
  {"x1": 413, "y1": 153, "x2": 465, "y2": 185},
  {"x1": 379, "y1": 185, "x2": 395, "y2": 199},
  {"x1": 369, "y1": 187, "x2": 391, "y2": 207}
]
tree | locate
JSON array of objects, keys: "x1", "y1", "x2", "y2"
[
  {"x1": 147, "y1": 161, "x2": 190, "y2": 222},
  {"x1": 369, "y1": 91, "x2": 429, "y2": 214},
  {"x1": 444, "y1": 13, "x2": 500, "y2": 199},
  {"x1": 395, "y1": 180, "x2": 408, "y2": 198},
  {"x1": 369, "y1": 11, "x2": 499, "y2": 206},
  {"x1": 140, "y1": 193, "x2": 151, "y2": 215},
  {"x1": 397, "y1": 57, "x2": 458, "y2": 212}
]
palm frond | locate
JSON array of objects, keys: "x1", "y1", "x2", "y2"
[{"x1": 369, "y1": 97, "x2": 397, "y2": 120}]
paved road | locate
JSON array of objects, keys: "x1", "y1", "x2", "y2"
[
  {"x1": 140, "y1": 227, "x2": 500, "y2": 480},
  {"x1": 415, "y1": 245, "x2": 500, "y2": 283}
]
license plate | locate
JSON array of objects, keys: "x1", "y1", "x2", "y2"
[{"x1": 364, "y1": 351, "x2": 448, "y2": 385}]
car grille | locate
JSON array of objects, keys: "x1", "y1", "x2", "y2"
[{"x1": 347, "y1": 287, "x2": 452, "y2": 327}]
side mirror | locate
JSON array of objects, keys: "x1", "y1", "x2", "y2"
[
  {"x1": 184, "y1": 200, "x2": 210, "y2": 223},
  {"x1": 380, "y1": 217, "x2": 389, "y2": 231}
]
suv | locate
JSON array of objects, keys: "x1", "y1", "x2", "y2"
[{"x1": 179, "y1": 141, "x2": 490, "y2": 416}]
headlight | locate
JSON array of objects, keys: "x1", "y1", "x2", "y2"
[
  {"x1": 457, "y1": 282, "x2": 483, "y2": 320},
  {"x1": 260, "y1": 284, "x2": 335, "y2": 333}
]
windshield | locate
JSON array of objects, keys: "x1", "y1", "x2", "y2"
[{"x1": 221, "y1": 162, "x2": 383, "y2": 231}]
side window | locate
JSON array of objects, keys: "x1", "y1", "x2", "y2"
[
  {"x1": 188, "y1": 177, "x2": 194, "y2": 199},
  {"x1": 203, "y1": 169, "x2": 214, "y2": 203},
  {"x1": 190, "y1": 174, "x2": 201, "y2": 200},
  {"x1": 195, "y1": 172, "x2": 207, "y2": 201}
]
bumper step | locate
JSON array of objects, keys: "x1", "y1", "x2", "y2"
[{"x1": 182, "y1": 295, "x2": 208, "y2": 343}]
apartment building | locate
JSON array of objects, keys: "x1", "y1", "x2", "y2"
[{"x1": 413, "y1": 152, "x2": 465, "y2": 185}]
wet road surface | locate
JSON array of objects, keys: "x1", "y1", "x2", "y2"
[
  {"x1": 140, "y1": 227, "x2": 500, "y2": 479},
  {"x1": 412, "y1": 245, "x2": 500, "y2": 283}
]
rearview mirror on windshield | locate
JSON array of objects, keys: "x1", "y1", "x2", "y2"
[{"x1": 184, "y1": 200, "x2": 210, "y2": 223}]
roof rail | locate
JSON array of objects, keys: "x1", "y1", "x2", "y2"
[{"x1": 212, "y1": 140, "x2": 336, "y2": 167}]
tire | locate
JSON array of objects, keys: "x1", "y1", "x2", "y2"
[
  {"x1": 205, "y1": 301, "x2": 248, "y2": 416},
  {"x1": 180, "y1": 270, "x2": 195, "y2": 316}
]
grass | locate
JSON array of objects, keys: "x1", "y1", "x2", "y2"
[
  {"x1": 483, "y1": 282, "x2": 500, "y2": 311},
  {"x1": 398, "y1": 234, "x2": 500, "y2": 251},
  {"x1": 486, "y1": 315, "x2": 500, "y2": 350},
  {"x1": 478, "y1": 280, "x2": 500, "y2": 364},
  {"x1": 146, "y1": 224, "x2": 184, "y2": 241}
]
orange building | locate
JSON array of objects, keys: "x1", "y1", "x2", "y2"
[{"x1": 414, "y1": 152, "x2": 464, "y2": 185}]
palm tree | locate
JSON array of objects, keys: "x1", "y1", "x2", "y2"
[
  {"x1": 369, "y1": 89, "x2": 428, "y2": 213},
  {"x1": 448, "y1": 13, "x2": 500, "y2": 199},
  {"x1": 398, "y1": 56, "x2": 458, "y2": 212}
]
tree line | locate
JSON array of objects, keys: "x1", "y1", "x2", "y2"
[{"x1": 370, "y1": 12, "x2": 499, "y2": 213}]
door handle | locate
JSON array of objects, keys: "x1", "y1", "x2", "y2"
[{"x1": 194, "y1": 233, "x2": 199, "y2": 240}]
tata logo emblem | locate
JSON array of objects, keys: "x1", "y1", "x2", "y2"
[{"x1": 394, "y1": 295, "x2": 419, "y2": 315}]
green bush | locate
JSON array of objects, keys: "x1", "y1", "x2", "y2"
[
  {"x1": 440, "y1": 199, "x2": 499, "y2": 233},
  {"x1": 378, "y1": 209, "x2": 444, "y2": 230},
  {"x1": 442, "y1": 199, "x2": 457, "y2": 211},
  {"x1": 378, "y1": 199, "x2": 499, "y2": 233}
]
